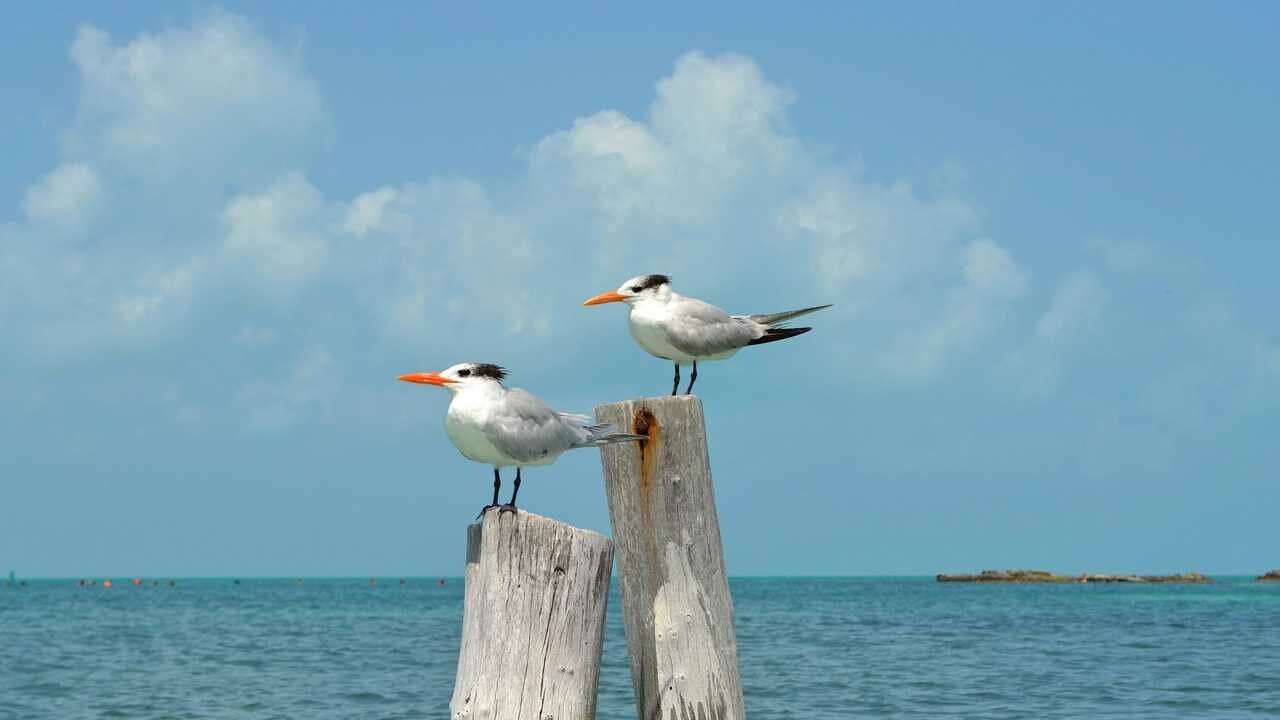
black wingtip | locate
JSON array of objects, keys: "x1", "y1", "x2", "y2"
[{"x1": 747, "y1": 326, "x2": 813, "y2": 346}]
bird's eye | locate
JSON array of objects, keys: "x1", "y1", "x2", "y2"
[
  {"x1": 630, "y1": 285, "x2": 643, "y2": 292},
  {"x1": 458, "y1": 369, "x2": 471, "y2": 377}
]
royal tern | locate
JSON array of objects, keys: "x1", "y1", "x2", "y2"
[
  {"x1": 584, "y1": 275, "x2": 832, "y2": 395},
  {"x1": 398, "y1": 363, "x2": 644, "y2": 515}
]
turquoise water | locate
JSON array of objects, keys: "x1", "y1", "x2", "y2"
[{"x1": 2, "y1": 577, "x2": 1278, "y2": 719}]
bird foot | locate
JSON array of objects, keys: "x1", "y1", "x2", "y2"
[
  {"x1": 498, "y1": 503, "x2": 519, "y2": 516},
  {"x1": 475, "y1": 504, "x2": 500, "y2": 520}
]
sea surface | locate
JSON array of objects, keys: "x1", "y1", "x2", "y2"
[{"x1": 2, "y1": 577, "x2": 1278, "y2": 719}]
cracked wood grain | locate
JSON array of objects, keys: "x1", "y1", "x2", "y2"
[
  {"x1": 595, "y1": 396, "x2": 746, "y2": 720},
  {"x1": 450, "y1": 510, "x2": 614, "y2": 720}
]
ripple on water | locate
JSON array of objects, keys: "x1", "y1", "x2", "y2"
[{"x1": 3, "y1": 577, "x2": 1278, "y2": 719}]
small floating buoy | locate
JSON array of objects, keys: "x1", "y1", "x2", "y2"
[
  {"x1": 103, "y1": 579, "x2": 113, "y2": 588},
  {"x1": 132, "y1": 578, "x2": 142, "y2": 587}
]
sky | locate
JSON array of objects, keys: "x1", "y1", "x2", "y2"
[{"x1": 2, "y1": 3, "x2": 1277, "y2": 578}]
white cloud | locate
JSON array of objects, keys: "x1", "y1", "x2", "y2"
[
  {"x1": 342, "y1": 187, "x2": 397, "y2": 237},
  {"x1": 221, "y1": 172, "x2": 330, "y2": 290},
  {"x1": 3, "y1": 11, "x2": 332, "y2": 363},
  {"x1": 964, "y1": 239, "x2": 1029, "y2": 298},
  {"x1": 1037, "y1": 271, "x2": 1107, "y2": 341},
  {"x1": 9, "y1": 43, "x2": 1032, "y2": 396},
  {"x1": 531, "y1": 51, "x2": 797, "y2": 234},
  {"x1": 66, "y1": 11, "x2": 326, "y2": 184},
  {"x1": 528, "y1": 51, "x2": 1052, "y2": 393},
  {"x1": 338, "y1": 179, "x2": 545, "y2": 340},
  {"x1": 21, "y1": 163, "x2": 102, "y2": 233},
  {"x1": 881, "y1": 239, "x2": 1028, "y2": 381},
  {"x1": 1148, "y1": 297, "x2": 1280, "y2": 418},
  {"x1": 777, "y1": 174, "x2": 979, "y2": 303},
  {"x1": 650, "y1": 51, "x2": 795, "y2": 169},
  {"x1": 5, "y1": 32, "x2": 1098, "y2": 430},
  {"x1": 113, "y1": 259, "x2": 198, "y2": 328},
  {"x1": 1001, "y1": 270, "x2": 1109, "y2": 399}
]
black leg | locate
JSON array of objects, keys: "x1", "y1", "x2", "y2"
[
  {"x1": 477, "y1": 469, "x2": 501, "y2": 519},
  {"x1": 671, "y1": 362, "x2": 680, "y2": 396},
  {"x1": 500, "y1": 468, "x2": 522, "y2": 514},
  {"x1": 685, "y1": 361, "x2": 698, "y2": 395}
]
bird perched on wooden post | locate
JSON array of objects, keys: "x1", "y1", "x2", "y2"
[
  {"x1": 398, "y1": 363, "x2": 645, "y2": 516},
  {"x1": 583, "y1": 274, "x2": 832, "y2": 395}
]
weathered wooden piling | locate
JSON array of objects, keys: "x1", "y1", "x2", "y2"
[
  {"x1": 450, "y1": 510, "x2": 614, "y2": 720},
  {"x1": 595, "y1": 395, "x2": 746, "y2": 720}
]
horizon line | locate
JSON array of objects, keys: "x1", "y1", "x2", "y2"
[{"x1": 7, "y1": 572, "x2": 1273, "y2": 581}]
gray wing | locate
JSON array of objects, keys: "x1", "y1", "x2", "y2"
[
  {"x1": 483, "y1": 388, "x2": 587, "y2": 463},
  {"x1": 661, "y1": 296, "x2": 762, "y2": 356}
]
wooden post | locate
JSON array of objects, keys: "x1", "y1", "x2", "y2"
[
  {"x1": 450, "y1": 510, "x2": 614, "y2": 720},
  {"x1": 595, "y1": 395, "x2": 746, "y2": 720}
]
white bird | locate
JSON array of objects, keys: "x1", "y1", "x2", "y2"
[
  {"x1": 583, "y1": 274, "x2": 832, "y2": 395},
  {"x1": 397, "y1": 362, "x2": 644, "y2": 515}
]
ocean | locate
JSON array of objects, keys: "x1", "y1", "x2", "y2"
[{"x1": 2, "y1": 577, "x2": 1277, "y2": 719}]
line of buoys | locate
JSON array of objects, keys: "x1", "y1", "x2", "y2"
[
  {"x1": 75, "y1": 578, "x2": 180, "y2": 587},
  {"x1": 66, "y1": 577, "x2": 452, "y2": 588}
]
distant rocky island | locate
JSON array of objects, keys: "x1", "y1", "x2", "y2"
[
  {"x1": 937, "y1": 569, "x2": 1212, "y2": 584},
  {"x1": 1258, "y1": 570, "x2": 1280, "y2": 582}
]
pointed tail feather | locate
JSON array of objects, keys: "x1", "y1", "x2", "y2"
[
  {"x1": 747, "y1": 326, "x2": 813, "y2": 346},
  {"x1": 748, "y1": 303, "x2": 833, "y2": 327},
  {"x1": 571, "y1": 422, "x2": 647, "y2": 449}
]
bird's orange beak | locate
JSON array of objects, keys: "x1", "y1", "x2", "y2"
[
  {"x1": 397, "y1": 372, "x2": 454, "y2": 386},
  {"x1": 582, "y1": 291, "x2": 626, "y2": 306}
]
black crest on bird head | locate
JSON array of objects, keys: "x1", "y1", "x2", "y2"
[
  {"x1": 469, "y1": 363, "x2": 507, "y2": 381},
  {"x1": 638, "y1": 274, "x2": 671, "y2": 291}
]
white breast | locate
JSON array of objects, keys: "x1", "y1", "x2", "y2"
[
  {"x1": 628, "y1": 305, "x2": 694, "y2": 362},
  {"x1": 444, "y1": 399, "x2": 511, "y2": 467}
]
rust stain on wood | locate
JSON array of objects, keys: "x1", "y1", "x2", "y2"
[{"x1": 633, "y1": 407, "x2": 660, "y2": 531}]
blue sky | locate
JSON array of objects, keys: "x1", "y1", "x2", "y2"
[{"x1": 3, "y1": 3, "x2": 1277, "y2": 577}]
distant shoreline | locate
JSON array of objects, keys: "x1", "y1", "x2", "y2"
[{"x1": 937, "y1": 569, "x2": 1213, "y2": 584}]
